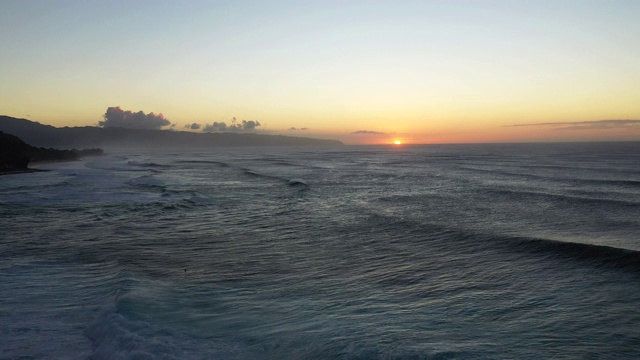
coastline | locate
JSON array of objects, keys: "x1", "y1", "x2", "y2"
[
  {"x1": 0, "y1": 168, "x2": 49, "y2": 176},
  {"x1": 0, "y1": 157, "x2": 93, "y2": 176},
  {"x1": 0, "y1": 152, "x2": 105, "y2": 177}
]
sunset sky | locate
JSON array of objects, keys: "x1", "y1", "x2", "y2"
[{"x1": 1, "y1": 0, "x2": 639, "y2": 144}]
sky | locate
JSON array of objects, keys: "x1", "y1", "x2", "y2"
[{"x1": 1, "y1": 0, "x2": 639, "y2": 144}]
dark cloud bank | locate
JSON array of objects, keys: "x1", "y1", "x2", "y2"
[
  {"x1": 506, "y1": 120, "x2": 640, "y2": 130},
  {"x1": 201, "y1": 120, "x2": 261, "y2": 133},
  {"x1": 100, "y1": 107, "x2": 266, "y2": 135},
  {"x1": 99, "y1": 107, "x2": 172, "y2": 130}
]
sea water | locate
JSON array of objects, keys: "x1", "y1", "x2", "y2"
[{"x1": 1, "y1": 142, "x2": 639, "y2": 359}]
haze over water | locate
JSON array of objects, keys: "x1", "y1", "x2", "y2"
[{"x1": 1, "y1": 142, "x2": 639, "y2": 359}]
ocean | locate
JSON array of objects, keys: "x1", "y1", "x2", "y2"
[{"x1": 1, "y1": 142, "x2": 639, "y2": 359}]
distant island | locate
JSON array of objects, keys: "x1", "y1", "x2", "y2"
[
  {"x1": 0, "y1": 115, "x2": 344, "y2": 149},
  {"x1": 0, "y1": 131, "x2": 103, "y2": 174}
]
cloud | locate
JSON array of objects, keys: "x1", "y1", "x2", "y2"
[
  {"x1": 241, "y1": 120, "x2": 260, "y2": 130},
  {"x1": 288, "y1": 127, "x2": 309, "y2": 131},
  {"x1": 505, "y1": 120, "x2": 640, "y2": 131},
  {"x1": 203, "y1": 121, "x2": 227, "y2": 132},
  {"x1": 99, "y1": 106, "x2": 172, "y2": 130},
  {"x1": 202, "y1": 119, "x2": 261, "y2": 133},
  {"x1": 351, "y1": 130, "x2": 387, "y2": 135},
  {"x1": 185, "y1": 123, "x2": 201, "y2": 130}
]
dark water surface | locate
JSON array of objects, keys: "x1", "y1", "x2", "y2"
[{"x1": 1, "y1": 142, "x2": 639, "y2": 359}]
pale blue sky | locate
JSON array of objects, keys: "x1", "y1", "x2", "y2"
[{"x1": 1, "y1": 0, "x2": 639, "y2": 143}]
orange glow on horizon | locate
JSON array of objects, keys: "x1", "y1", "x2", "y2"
[{"x1": 393, "y1": 140, "x2": 402, "y2": 145}]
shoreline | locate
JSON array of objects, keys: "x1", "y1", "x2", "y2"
[
  {"x1": 0, "y1": 153, "x2": 106, "y2": 176},
  {"x1": 0, "y1": 168, "x2": 49, "y2": 176}
]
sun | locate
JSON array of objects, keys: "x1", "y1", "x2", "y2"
[{"x1": 393, "y1": 140, "x2": 402, "y2": 145}]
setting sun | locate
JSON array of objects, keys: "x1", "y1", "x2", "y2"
[{"x1": 393, "y1": 140, "x2": 402, "y2": 145}]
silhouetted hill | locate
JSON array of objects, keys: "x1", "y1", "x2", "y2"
[
  {"x1": 0, "y1": 132, "x2": 30, "y2": 170},
  {"x1": 0, "y1": 116, "x2": 344, "y2": 148},
  {"x1": 0, "y1": 131, "x2": 103, "y2": 173}
]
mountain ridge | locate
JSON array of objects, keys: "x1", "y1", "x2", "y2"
[
  {"x1": 0, "y1": 115, "x2": 344, "y2": 148},
  {"x1": 0, "y1": 130, "x2": 103, "y2": 173}
]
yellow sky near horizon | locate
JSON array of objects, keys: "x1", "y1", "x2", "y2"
[{"x1": 1, "y1": 1, "x2": 639, "y2": 144}]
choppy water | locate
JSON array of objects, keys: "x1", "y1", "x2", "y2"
[{"x1": 1, "y1": 142, "x2": 639, "y2": 359}]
